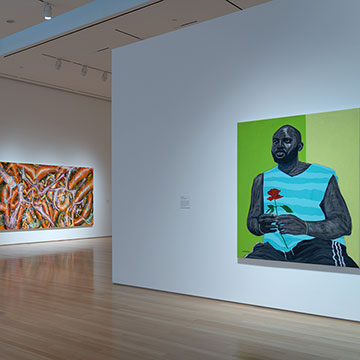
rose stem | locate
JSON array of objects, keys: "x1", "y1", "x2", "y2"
[{"x1": 274, "y1": 198, "x2": 289, "y2": 249}]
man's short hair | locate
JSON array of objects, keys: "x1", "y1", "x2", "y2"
[{"x1": 275, "y1": 125, "x2": 302, "y2": 144}]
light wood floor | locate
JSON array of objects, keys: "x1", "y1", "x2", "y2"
[{"x1": 0, "y1": 237, "x2": 359, "y2": 360}]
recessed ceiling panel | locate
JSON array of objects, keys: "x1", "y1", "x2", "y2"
[
  {"x1": 0, "y1": 0, "x2": 272, "y2": 99},
  {"x1": 0, "y1": 0, "x2": 93, "y2": 39}
]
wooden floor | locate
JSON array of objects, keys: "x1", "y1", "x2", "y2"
[{"x1": 0, "y1": 237, "x2": 359, "y2": 360}]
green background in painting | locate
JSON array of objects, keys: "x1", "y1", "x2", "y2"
[
  {"x1": 237, "y1": 115, "x2": 306, "y2": 258},
  {"x1": 237, "y1": 109, "x2": 360, "y2": 266},
  {"x1": 306, "y1": 109, "x2": 359, "y2": 266}
]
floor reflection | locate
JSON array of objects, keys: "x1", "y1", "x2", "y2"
[
  {"x1": 0, "y1": 250, "x2": 94, "y2": 295},
  {"x1": 0, "y1": 238, "x2": 357, "y2": 360}
]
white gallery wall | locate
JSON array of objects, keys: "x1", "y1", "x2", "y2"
[
  {"x1": 112, "y1": 0, "x2": 360, "y2": 321},
  {"x1": 0, "y1": 77, "x2": 111, "y2": 244}
]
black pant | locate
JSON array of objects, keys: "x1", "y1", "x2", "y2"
[{"x1": 246, "y1": 239, "x2": 359, "y2": 268}]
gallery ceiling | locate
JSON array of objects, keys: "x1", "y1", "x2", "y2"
[{"x1": 0, "y1": 0, "x2": 271, "y2": 100}]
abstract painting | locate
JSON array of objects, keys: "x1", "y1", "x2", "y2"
[
  {"x1": 238, "y1": 108, "x2": 359, "y2": 268},
  {"x1": 0, "y1": 162, "x2": 93, "y2": 231}
]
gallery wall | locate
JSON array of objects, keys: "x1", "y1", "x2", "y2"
[
  {"x1": 0, "y1": 77, "x2": 111, "y2": 244},
  {"x1": 112, "y1": 0, "x2": 360, "y2": 321}
]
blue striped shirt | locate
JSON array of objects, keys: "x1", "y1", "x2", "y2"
[{"x1": 263, "y1": 164, "x2": 345, "y2": 251}]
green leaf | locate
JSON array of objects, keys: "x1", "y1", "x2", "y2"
[
  {"x1": 281, "y1": 205, "x2": 293, "y2": 213},
  {"x1": 266, "y1": 205, "x2": 275, "y2": 213}
]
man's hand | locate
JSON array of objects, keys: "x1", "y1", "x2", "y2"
[
  {"x1": 258, "y1": 214, "x2": 277, "y2": 234},
  {"x1": 276, "y1": 214, "x2": 307, "y2": 235}
]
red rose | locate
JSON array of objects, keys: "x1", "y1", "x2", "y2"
[{"x1": 267, "y1": 188, "x2": 283, "y2": 201}]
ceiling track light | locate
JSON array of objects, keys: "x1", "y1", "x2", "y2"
[
  {"x1": 44, "y1": 3, "x2": 52, "y2": 20},
  {"x1": 43, "y1": 54, "x2": 111, "y2": 81},
  {"x1": 55, "y1": 58, "x2": 62, "y2": 70},
  {"x1": 81, "y1": 65, "x2": 88, "y2": 77}
]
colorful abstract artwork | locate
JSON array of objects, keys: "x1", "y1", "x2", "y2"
[
  {"x1": 238, "y1": 108, "x2": 360, "y2": 269},
  {"x1": 0, "y1": 162, "x2": 93, "y2": 231}
]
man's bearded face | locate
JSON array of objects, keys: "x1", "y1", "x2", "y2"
[{"x1": 271, "y1": 127, "x2": 301, "y2": 164}]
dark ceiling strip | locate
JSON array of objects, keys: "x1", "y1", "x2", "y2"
[
  {"x1": 3, "y1": 0, "x2": 164, "y2": 58},
  {"x1": 72, "y1": 61, "x2": 109, "y2": 72},
  {"x1": 96, "y1": 47, "x2": 110, "y2": 53},
  {"x1": 180, "y1": 20, "x2": 198, "y2": 27},
  {"x1": 114, "y1": 29, "x2": 143, "y2": 40},
  {"x1": 224, "y1": 0, "x2": 243, "y2": 10},
  {"x1": 42, "y1": 53, "x2": 69, "y2": 61}
]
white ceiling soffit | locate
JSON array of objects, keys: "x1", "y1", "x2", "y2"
[{"x1": 0, "y1": 0, "x2": 271, "y2": 100}]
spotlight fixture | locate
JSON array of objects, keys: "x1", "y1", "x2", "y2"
[
  {"x1": 55, "y1": 58, "x2": 62, "y2": 70},
  {"x1": 101, "y1": 71, "x2": 108, "y2": 82},
  {"x1": 44, "y1": 3, "x2": 52, "y2": 20},
  {"x1": 81, "y1": 65, "x2": 88, "y2": 76}
]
